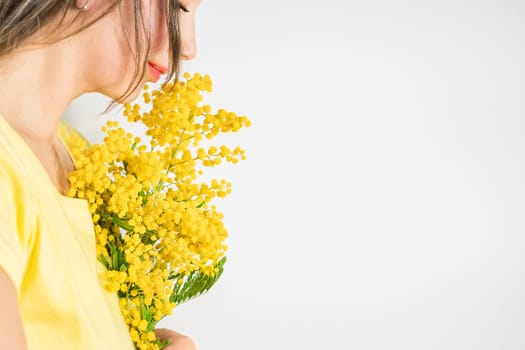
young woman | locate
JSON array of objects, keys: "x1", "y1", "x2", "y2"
[{"x1": 0, "y1": 0, "x2": 201, "y2": 349}]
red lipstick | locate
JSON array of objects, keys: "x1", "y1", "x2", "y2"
[{"x1": 147, "y1": 62, "x2": 168, "y2": 82}]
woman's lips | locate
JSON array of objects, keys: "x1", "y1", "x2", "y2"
[{"x1": 147, "y1": 62, "x2": 168, "y2": 82}]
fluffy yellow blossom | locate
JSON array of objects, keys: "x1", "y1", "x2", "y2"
[{"x1": 68, "y1": 72, "x2": 250, "y2": 350}]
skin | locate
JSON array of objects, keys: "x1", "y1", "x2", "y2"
[
  {"x1": 0, "y1": 0, "x2": 202, "y2": 349},
  {"x1": 0, "y1": 268, "x2": 28, "y2": 350}
]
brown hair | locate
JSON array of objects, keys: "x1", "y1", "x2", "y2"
[{"x1": 0, "y1": 0, "x2": 182, "y2": 112}]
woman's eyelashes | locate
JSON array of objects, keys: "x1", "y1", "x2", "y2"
[{"x1": 179, "y1": 4, "x2": 190, "y2": 13}]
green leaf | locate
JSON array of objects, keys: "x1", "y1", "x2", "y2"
[
  {"x1": 139, "y1": 297, "x2": 153, "y2": 321},
  {"x1": 155, "y1": 338, "x2": 172, "y2": 350},
  {"x1": 111, "y1": 215, "x2": 134, "y2": 231},
  {"x1": 98, "y1": 254, "x2": 110, "y2": 269},
  {"x1": 111, "y1": 245, "x2": 118, "y2": 270},
  {"x1": 145, "y1": 320, "x2": 157, "y2": 333},
  {"x1": 141, "y1": 230, "x2": 157, "y2": 245},
  {"x1": 169, "y1": 257, "x2": 227, "y2": 305}
]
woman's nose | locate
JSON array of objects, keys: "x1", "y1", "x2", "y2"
[
  {"x1": 180, "y1": 12, "x2": 197, "y2": 61},
  {"x1": 181, "y1": 38, "x2": 196, "y2": 61}
]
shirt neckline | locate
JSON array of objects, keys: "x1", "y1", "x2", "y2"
[{"x1": 0, "y1": 113, "x2": 90, "y2": 206}]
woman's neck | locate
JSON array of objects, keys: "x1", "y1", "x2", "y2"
[{"x1": 0, "y1": 38, "x2": 88, "y2": 144}]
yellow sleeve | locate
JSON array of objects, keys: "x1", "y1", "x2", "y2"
[{"x1": 0, "y1": 168, "x2": 33, "y2": 294}]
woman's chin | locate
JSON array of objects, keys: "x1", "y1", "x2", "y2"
[
  {"x1": 108, "y1": 86, "x2": 142, "y2": 105},
  {"x1": 99, "y1": 77, "x2": 145, "y2": 105}
]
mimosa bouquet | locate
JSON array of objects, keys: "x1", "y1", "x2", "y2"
[{"x1": 67, "y1": 72, "x2": 251, "y2": 350}]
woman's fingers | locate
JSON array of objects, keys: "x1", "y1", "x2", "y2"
[{"x1": 154, "y1": 328, "x2": 197, "y2": 350}]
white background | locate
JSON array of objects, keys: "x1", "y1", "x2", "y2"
[{"x1": 64, "y1": 1, "x2": 525, "y2": 349}]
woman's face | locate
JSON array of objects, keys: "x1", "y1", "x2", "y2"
[{"x1": 87, "y1": 0, "x2": 202, "y2": 102}]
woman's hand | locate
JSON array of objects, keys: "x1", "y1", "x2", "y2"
[{"x1": 154, "y1": 328, "x2": 197, "y2": 350}]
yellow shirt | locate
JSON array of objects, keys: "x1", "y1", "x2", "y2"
[{"x1": 0, "y1": 114, "x2": 134, "y2": 349}]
